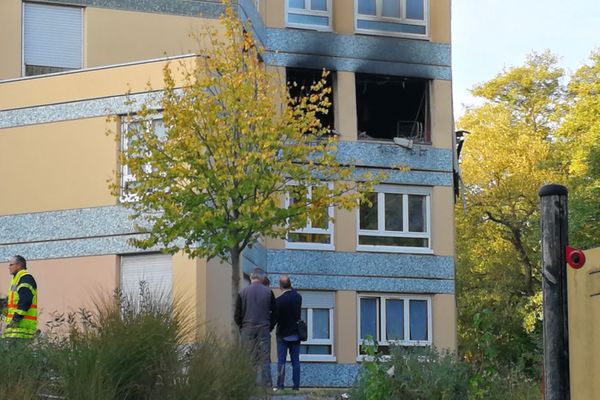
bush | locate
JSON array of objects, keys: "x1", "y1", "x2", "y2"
[
  {"x1": 0, "y1": 339, "x2": 52, "y2": 400},
  {"x1": 352, "y1": 345, "x2": 470, "y2": 400},
  {"x1": 0, "y1": 285, "x2": 259, "y2": 400}
]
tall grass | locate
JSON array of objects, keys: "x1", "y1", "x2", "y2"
[{"x1": 1, "y1": 284, "x2": 257, "y2": 400}]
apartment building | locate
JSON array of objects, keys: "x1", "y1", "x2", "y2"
[{"x1": 0, "y1": 0, "x2": 455, "y2": 387}]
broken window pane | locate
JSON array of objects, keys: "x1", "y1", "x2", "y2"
[
  {"x1": 287, "y1": 67, "x2": 335, "y2": 134},
  {"x1": 356, "y1": 74, "x2": 429, "y2": 142}
]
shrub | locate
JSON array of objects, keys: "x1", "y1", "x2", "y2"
[
  {"x1": 0, "y1": 339, "x2": 52, "y2": 400},
  {"x1": 34, "y1": 285, "x2": 257, "y2": 400},
  {"x1": 352, "y1": 344, "x2": 470, "y2": 400}
]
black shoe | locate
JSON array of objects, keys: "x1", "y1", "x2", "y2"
[{"x1": 292, "y1": 387, "x2": 300, "y2": 391}]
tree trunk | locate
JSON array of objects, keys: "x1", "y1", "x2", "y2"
[{"x1": 230, "y1": 248, "x2": 242, "y2": 342}]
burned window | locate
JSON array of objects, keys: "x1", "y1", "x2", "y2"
[
  {"x1": 286, "y1": 67, "x2": 335, "y2": 134},
  {"x1": 356, "y1": 74, "x2": 430, "y2": 142}
]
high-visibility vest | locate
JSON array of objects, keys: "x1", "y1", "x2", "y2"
[{"x1": 3, "y1": 269, "x2": 38, "y2": 339}]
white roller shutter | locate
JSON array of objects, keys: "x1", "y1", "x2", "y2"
[
  {"x1": 23, "y1": 2, "x2": 83, "y2": 69},
  {"x1": 120, "y1": 253, "x2": 173, "y2": 303},
  {"x1": 300, "y1": 291, "x2": 335, "y2": 309}
]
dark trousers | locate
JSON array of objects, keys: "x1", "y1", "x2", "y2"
[
  {"x1": 276, "y1": 336, "x2": 300, "y2": 389},
  {"x1": 240, "y1": 325, "x2": 272, "y2": 387}
]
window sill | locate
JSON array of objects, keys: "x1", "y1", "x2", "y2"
[
  {"x1": 286, "y1": 24, "x2": 333, "y2": 32},
  {"x1": 356, "y1": 245, "x2": 433, "y2": 255},
  {"x1": 285, "y1": 242, "x2": 335, "y2": 251},
  {"x1": 354, "y1": 28, "x2": 430, "y2": 41},
  {"x1": 300, "y1": 355, "x2": 336, "y2": 362}
]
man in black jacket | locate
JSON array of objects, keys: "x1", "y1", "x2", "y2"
[
  {"x1": 274, "y1": 275, "x2": 302, "y2": 390},
  {"x1": 234, "y1": 268, "x2": 276, "y2": 387}
]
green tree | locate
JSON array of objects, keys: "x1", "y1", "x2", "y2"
[
  {"x1": 112, "y1": 3, "x2": 374, "y2": 337},
  {"x1": 456, "y1": 52, "x2": 564, "y2": 372},
  {"x1": 556, "y1": 50, "x2": 600, "y2": 248}
]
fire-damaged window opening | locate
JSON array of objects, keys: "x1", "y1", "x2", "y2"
[
  {"x1": 286, "y1": 67, "x2": 335, "y2": 135},
  {"x1": 356, "y1": 74, "x2": 430, "y2": 143}
]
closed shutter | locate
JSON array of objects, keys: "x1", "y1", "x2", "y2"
[
  {"x1": 23, "y1": 3, "x2": 83, "y2": 69},
  {"x1": 300, "y1": 291, "x2": 335, "y2": 309},
  {"x1": 120, "y1": 253, "x2": 173, "y2": 303}
]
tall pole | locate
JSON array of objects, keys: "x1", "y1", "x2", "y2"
[{"x1": 539, "y1": 184, "x2": 570, "y2": 400}]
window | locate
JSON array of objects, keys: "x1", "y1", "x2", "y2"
[
  {"x1": 358, "y1": 294, "x2": 431, "y2": 355},
  {"x1": 23, "y1": 2, "x2": 83, "y2": 76},
  {"x1": 299, "y1": 291, "x2": 335, "y2": 361},
  {"x1": 286, "y1": 67, "x2": 335, "y2": 136},
  {"x1": 286, "y1": 0, "x2": 332, "y2": 30},
  {"x1": 357, "y1": 185, "x2": 431, "y2": 253},
  {"x1": 355, "y1": 0, "x2": 428, "y2": 38},
  {"x1": 285, "y1": 184, "x2": 334, "y2": 250},
  {"x1": 120, "y1": 253, "x2": 173, "y2": 307},
  {"x1": 120, "y1": 115, "x2": 167, "y2": 203},
  {"x1": 356, "y1": 74, "x2": 430, "y2": 142}
]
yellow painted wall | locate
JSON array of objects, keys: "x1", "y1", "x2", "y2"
[
  {"x1": 431, "y1": 186, "x2": 455, "y2": 256},
  {"x1": 430, "y1": 79, "x2": 454, "y2": 149},
  {"x1": 262, "y1": 0, "x2": 285, "y2": 28},
  {"x1": 0, "y1": 117, "x2": 118, "y2": 215},
  {"x1": 568, "y1": 247, "x2": 600, "y2": 400},
  {"x1": 85, "y1": 8, "x2": 221, "y2": 68},
  {"x1": 0, "y1": 255, "x2": 118, "y2": 330},
  {"x1": 0, "y1": 57, "x2": 196, "y2": 110},
  {"x1": 332, "y1": 0, "x2": 355, "y2": 34},
  {"x1": 336, "y1": 290, "x2": 358, "y2": 362},
  {"x1": 172, "y1": 252, "x2": 202, "y2": 338},
  {"x1": 203, "y1": 257, "x2": 235, "y2": 338},
  {"x1": 430, "y1": 0, "x2": 451, "y2": 43},
  {"x1": 432, "y1": 293, "x2": 457, "y2": 351},
  {"x1": 0, "y1": 0, "x2": 21, "y2": 80},
  {"x1": 335, "y1": 71, "x2": 358, "y2": 141}
]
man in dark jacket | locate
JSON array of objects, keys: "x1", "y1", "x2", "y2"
[
  {"x1": 274, "y1": 275, "x2": 302, "y2": 390},
  {"x1": 234, "y1": 268, "x2": 276, "y2": 387}
]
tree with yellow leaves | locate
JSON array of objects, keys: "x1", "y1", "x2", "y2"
[
  {"x1": 112, "y1": 3, "x2": 374, "y2": 337},
  {"x1": 456, "y1": 52, "x2": 564, "y2": 372}
]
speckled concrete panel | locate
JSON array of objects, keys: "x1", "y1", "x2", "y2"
[
  {"x1": 267, "y1": 250, "x2": 454, "y2": 279},
  {"x1": 0, "y1": 91, "x2": 162, "y2": 128},
  {"x1": 0, "y1": 206, "x2": 139, "y2": 245},
  {"x1": 353, "y1": 168, "x2": 452, "y2": 186},
  {"x1": 270, "y1": 362, "x2": 360, "y2": 388},
  {"x1": 267, "y1": 29, "x2": 451, "y2": 67},
  {"x1": 337, "y1": 142, "x2": 453, "y2": 172},
  {"x1": 279, "y1": 274, "x2": 454, "y2": 294},
  {"x1": 265, "y1": 52, "x2": 451, "y2": 80},
  {"x1": 0, "y1": 234, "x2": 156, "y2": 261}
]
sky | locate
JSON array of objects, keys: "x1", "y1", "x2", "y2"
[{"x1": 451, "y1": 0, "x2": 600, "y2": 119}]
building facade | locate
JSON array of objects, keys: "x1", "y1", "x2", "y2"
[{"x1": 0, "y1": 0, "x2": 455, "y2": 387}]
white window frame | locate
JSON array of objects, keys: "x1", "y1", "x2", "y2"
[
  {"x1": 357, "y1": 294, "x2": 432, "y2": 360},
  {"x1": 285, "y1": 183, "x2": 335, "y2": 251},
  {"x1": 285, "y1": 0, "x2": 333, "y2": 32},
  {"x1": 300, "y1": 307, "x2": 336, "y2": 362},
  {"x1": 21, "y1": 2, "x2": 85, "y2": 77},
  {"x1": 354, "y1": 0, "x2": 429, "y2": 39},
  {"x1": 357, "y1": 185, "x2": 432, "y2": 254},
  {"x1": 120, "y1": 113, "x2": 165, "y2": 203}
]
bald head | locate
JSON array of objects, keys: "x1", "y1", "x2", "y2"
[{"x1": 279, "y1": 275, "x2": 292, "y2": 289}]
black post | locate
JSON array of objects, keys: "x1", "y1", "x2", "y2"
[{"x1": 539, "y1": 184, "x2": 570, "y2": 400}]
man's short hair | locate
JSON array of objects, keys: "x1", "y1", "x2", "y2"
[
  {"x1": 10, "y1": 255, "x2": 27, "y2": 269},
  {"x1": 279, "y1": 275, "x2": 292, "y2": 289},
  {"x1": 250, "y1": 268, "x2": 266, "y2": 282}
]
